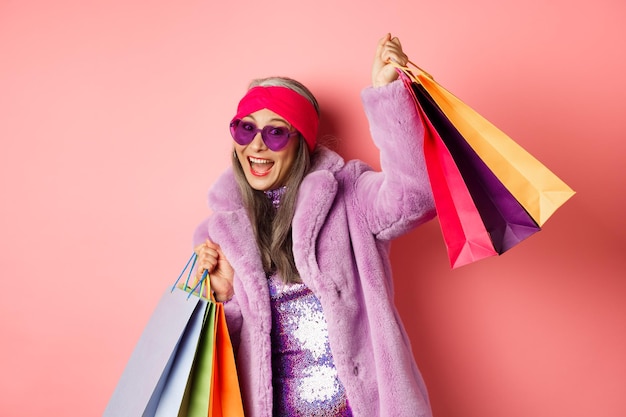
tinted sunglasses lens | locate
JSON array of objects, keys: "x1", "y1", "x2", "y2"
[
  {"x1": 230, "y1": 120, "x2": 255, "y2": 145},
  {"x1": 261, "y1": 126, "x2": 291, "y2": 151}
]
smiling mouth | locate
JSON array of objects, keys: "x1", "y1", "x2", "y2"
[{"x1": 249, "y1": 156, "x2": 274, "y2": 176}]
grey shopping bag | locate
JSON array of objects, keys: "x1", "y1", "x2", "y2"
[{"x1": 104, "y1": 255, "x2": 209, "y2": 417}]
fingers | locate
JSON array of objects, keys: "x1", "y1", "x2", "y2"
[
  {"x1": 195, "y1": 239, "x2": 220, "y2": 278},
  {"x1": 372, "y1": 33, "x2": 408, "y2": 87},
  {"x1": 380, "y1": 35, "x2": 408, "y2": 66},
  {"x1": 376, "y1": 33, "x2": 406, "y2": 62},
  {"x1": 374, "y1": 33, "x2": 392, "y2": 65},
  {"x1": 376, "y1": 33, "x2": 392, "y2": 55}
]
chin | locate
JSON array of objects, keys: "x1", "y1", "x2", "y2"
[{"x1": 245, "y1": 175, "x2": 275, "y2": 191}]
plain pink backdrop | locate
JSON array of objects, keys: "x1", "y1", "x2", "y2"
[{"x1": 1, "y1": 0, "x2": 625, "y2": 416}]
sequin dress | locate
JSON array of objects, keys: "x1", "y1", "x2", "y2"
[
  {"x1": 264, "y1": 187, "x2": 353, "y2": 417},
  {"x1": 269, "y1": 275, "x2": 353, "y2": 417}
]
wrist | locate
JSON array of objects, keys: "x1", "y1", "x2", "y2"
[{"x1": 214, "y1": 290, "x2": 234, "y2": 303}]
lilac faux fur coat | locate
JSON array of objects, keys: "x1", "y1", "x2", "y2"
[{"x1": 193, "y1": 80, "x2": 436, "y2": 417}]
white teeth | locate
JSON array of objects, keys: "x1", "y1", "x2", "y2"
[{"x1": 249, "y1": 157, "x2": 272, "y2": 164}]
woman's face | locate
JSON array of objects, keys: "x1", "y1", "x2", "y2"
[{"x1": 234, "y1": 108, "x2": 300, "y2": 191}]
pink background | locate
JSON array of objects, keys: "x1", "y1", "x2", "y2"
[{"x1": 1, "y1": 0, "x2": 625, "y2": 416}]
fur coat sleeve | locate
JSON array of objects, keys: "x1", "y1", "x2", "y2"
[{"x1": 356, "y1": 79, "x2": 435, "y2": 239}]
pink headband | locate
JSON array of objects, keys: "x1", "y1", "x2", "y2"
[{"x1": 232, "y1": 86, "x2": 319, "y2": 152}]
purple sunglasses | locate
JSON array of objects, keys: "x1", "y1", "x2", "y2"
[{"x1": 229, "y1": 119, "x2": 299, "y2": 151}]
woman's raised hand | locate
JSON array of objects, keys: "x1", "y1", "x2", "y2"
[
  {"x1": 194, "y1": 239, "x2": 235, "y2": 302},
  {"x1": 371, "y1": 33, "x2": 409, "y2": 88}
]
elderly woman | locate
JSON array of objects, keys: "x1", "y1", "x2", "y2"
[{"x1": 193, "y1": 33, "x2": 436, "y2": 417}]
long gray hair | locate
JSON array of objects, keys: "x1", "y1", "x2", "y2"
[{"x1": 232, "y1": 76, "x2": 319, "y2": 284}]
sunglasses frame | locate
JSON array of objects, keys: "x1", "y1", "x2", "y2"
[{"x1": 229, "y1": 119, "x2": 299, "y2": 151}]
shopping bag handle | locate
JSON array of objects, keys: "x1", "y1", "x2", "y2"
[
  {"x1": 389, "y1": 59, "x2": 434, "y2": 84},
  {"x1": 170, "y1": 253, "x2": 215, "y2": 302}
]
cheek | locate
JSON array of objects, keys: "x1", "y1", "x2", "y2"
[{"x1": 276, "y1": 147, "x2": 297, "y2": 173}]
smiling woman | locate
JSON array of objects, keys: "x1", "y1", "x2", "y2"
[{"x1": 190, "y1": 34, "x2": 438, "y2": 417}]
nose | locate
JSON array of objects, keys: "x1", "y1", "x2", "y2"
[{"x1": 249, "y1": 131, "x2": 267, "y2": 151}]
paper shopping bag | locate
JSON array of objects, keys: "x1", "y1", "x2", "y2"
[
  {"x1": 413, "y1": 66, "x2": 575, "y2": 226},
  {"x1": 103, "y1": 287, "x2": 206, "y2": 417},
  {"x1": 411, "y1": 82, "x2": 541, "y2": 254},
  {"x1": 179, "y1": 301, "x2": 217, "y2": 417},
  {"x1": 153, "y1": 294, "x2": 207, "y2": 416},
  {"x1": 401, "y1": 74, "x2": 498, "y2": 267},
  {"x1": 209, "y1": 303, "x2": 244, "y2": 416}
]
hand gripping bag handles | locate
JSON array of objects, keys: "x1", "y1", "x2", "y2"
[
  {"x1": 393, "y1": 60, "x2": 575, "y2": 267},
  {"x1": 104, "y1": 253, "x2": 245, "y2": 417}
]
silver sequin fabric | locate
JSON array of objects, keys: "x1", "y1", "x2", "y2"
[
  {"x1": 269, "y1": 274, "x2": 353, "y2": 417},
  {"x1": 264, "y1": 186, "x2": 287, "y2": 210}
]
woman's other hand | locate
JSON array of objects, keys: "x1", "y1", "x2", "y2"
[
  {"x1": 194, "y1": 239, "x2": 235, "y2": 302},
  {"x1": 371, "y1": 33, "x2": 409, "y2": 88}
]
